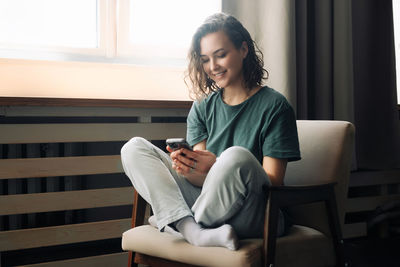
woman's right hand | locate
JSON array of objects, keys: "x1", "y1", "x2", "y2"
[{"x1": 167, "y1": 146, "x2": 216, "y2": 187}]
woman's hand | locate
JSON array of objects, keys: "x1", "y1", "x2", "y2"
[{"x1": 167, "y1": 146, "x2": 216, "y2": 187}]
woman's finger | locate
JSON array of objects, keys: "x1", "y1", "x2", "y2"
[
  {"x1": 177, "y1": 154, "x2": 197, "y2": 169},
  {"x1": 170, "y1": 149, "x2": 184, "y2": 160},
  {"x1": 173, "y1": 159, "x2": 193, "y2": 175},
  {"x1": 180, "y1": 148, "x2": 198, "y2": 160}
]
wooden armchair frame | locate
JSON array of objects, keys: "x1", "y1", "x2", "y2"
[
  {"x1": 128, "y1": 182, "x2": 345, "y2": 267},
  {"x1": 123, "y1": 120, "x2": 354, "y2": 267}
]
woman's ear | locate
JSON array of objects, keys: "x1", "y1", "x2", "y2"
[{"x1": 241, "y1": 41, "x2": 249, "y2": 59}]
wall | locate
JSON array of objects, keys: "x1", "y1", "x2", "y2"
[{"x1": 0, "y1": 58, "x2": 191, "y2": 101}]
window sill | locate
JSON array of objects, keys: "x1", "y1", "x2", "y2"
[
  {"x1": 0, "y1": 58, "x2": 190, "y2": 101},
  {"x1": 0, "y1": 97, "x2": 192, "y2": 109}
]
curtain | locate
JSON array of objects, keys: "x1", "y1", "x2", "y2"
[
  {"x1": 351, "y1": 0, "x2": 400, "y2": 169},
  {"x1": 223, "y1": 0, "x2": 400, "y2": 170}
]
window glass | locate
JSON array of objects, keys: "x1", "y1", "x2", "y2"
[
  {"x1": 0, "y1": 0, "x2": 98, "y2": 48},
  {"x1": 0, "y1": 0, "x2": 221, "y2": 64},
  {"x1": 129, "y1": 0, "x2": 221, "y2": 49}
]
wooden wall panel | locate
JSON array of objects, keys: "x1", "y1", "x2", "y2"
[
  {"x1": 0, "y1": 187, "x2": 133, "y2": 216},
  {"x1": 0, "y1": 155, "x2": 123, "y2": 179},
  {"x1": 19, "y1": 252, "x2": 129, "y2": 267},
  {"x1": 0, "y1": 123, "x2": 187, "y2": 144},
  {"x1": 0, "y1": 219, "x2": 131, "y2": 251},
  {"x1": 343, "y1": 169, "x2": 400, "y2": 238}
]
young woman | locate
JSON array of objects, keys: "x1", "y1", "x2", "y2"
[{"x1": 121, "y1": 13, "x2": 300, "y2": 251}]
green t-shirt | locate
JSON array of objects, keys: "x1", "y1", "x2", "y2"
[{"x1": 186, "y1": 86, "x2": 301, "y2": 163}]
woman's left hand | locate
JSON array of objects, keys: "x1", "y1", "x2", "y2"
[{"x1": 167, "y1": 147, "x2": 216, "y2": 187}]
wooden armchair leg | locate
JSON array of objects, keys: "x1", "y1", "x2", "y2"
[
  {"x1": 128, "y1": 189, "x2": 148, "y2": 267},
  {"x1": 263, "y1": 192, "x2": 280, "y2": 267},
  {"x1": 128, "y1": 251, "x2": 138, "y2": 267},
  {"x1": 325, "y1": 188, "x2": 345, "y2": 267}
]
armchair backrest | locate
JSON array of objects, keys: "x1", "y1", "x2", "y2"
[{"x1": 284, "y1": 120, "x2": 355, "y2": 236}]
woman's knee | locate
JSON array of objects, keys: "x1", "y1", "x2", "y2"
[
  {"x1": 120, "y1": 136, "x2": 150, "y2": 160},
  {"x1": 206, "y1": 146, "x2": 259, "y2": 187},
  {"x1": 218, "y1": 146, "x2": 258, "y2": 170}
]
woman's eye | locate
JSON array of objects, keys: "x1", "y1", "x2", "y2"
[
  {"x1": 217, "y1": 53, "x2": 226, "y2": 58},
  {"x1": 201, "y1": 58, "x2": 209, "y2": 64}
]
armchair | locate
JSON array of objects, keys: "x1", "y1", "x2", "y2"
[{"x1": 122, "y1": 120, "x2": 355, "y2": 267}]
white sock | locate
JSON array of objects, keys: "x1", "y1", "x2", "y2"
[
  {"x1": 148, "y1": 215, "x2": 183, "y2": 238},
  {"x1": 175, "y1": 216, "x2": 239, "y2": 250}
]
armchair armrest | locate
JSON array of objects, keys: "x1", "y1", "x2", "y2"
[
  {"x1": 263, "y1": 182, "x2": 345, "y2": 267},
  {"x1": 267, "y1": 182, "x2": 337, "y2": 207}
]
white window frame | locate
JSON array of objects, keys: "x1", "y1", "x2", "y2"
[
  {"x1": 0, "y1": 0, "x2": 221, "y2": 65},
  {"x1": 0, "y1": 0, "x2": 114, "y2": 60}
]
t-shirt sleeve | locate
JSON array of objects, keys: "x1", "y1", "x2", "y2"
[
  {"x1": 262, "y1": 102, "x2": 301, "y2": 162},
  {"x1": 186, "y1": 101, "x2": 208, "y2": 146}
]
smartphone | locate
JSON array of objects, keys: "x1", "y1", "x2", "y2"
[{"x1": 166, "y1": 138, "x2": 192, "y2": 151}]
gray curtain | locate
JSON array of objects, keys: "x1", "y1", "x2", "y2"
[
  {"x1": 351, "y1": 0, "x2": 400, "y2": 169},
  {"x1": 224, "y1": 0, "x2": 400, "y2": 170}
]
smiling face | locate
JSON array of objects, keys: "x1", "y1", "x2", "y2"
[{"x1": 200, "y1": 31, "x2": 248, "y2": 90}]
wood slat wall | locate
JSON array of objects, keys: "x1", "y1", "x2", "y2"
[
  {"x1": 347, "y1": 195, "x2": 400, "y2": 213},
  {"x1": 19, "y1": 252, "x2": 130, "y2": 267},
  {"x1": 0, "y1": 104, "x2": 189, "y2": 267},
  {"x1": 343, "y1": 169, "x2": 400, "y2": 239},
  {"x1": 0, "y1": 155, "x2": 123, "y2": 179},
  {"x1": 1, "y1": 219, "x2": 132, "y2": 251},
  {"x1": 0, "y1": 123, "x2": 187, "y2": 144},
  {"x1": 0, "y1": 187, "x2": 133, "y2": 216}
]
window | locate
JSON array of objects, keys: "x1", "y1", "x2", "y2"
[
  {"x1": 0, "y1": 0, "x2": 221, "y2": 66},
  {"x1": 117, "y1": 0, "x2": 221, "y2": 62},
  {"x1": 393, "y1": 0, "x2": 400, "y2": 104},
  {"x1": 0, "y1": 0, "x2": 104, "y2": 58},
  {"x1": 0, "y1": 0, "x2": 97, "y2": 48}
]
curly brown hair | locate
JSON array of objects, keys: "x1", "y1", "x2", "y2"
[{"x1": 185, "y1": 13, "x2": 268, "y2": 100}]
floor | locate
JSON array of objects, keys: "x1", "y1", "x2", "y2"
[
  {"x1": 2, "y1": 235, "x2": 400, "y2": 266},
  {"x1": 135, "y1": 235, "x2": 400, "y2": 267},
  {"x1": 343, "y1": 235, "x2": 400, "y2": 267}
]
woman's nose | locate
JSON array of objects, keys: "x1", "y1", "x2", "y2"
[{"x1": 209, "y1": 58, "x2": 219, "y2": 71}]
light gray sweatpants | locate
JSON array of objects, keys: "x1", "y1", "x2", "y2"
[{"x1": 120, "y1": 137, "x2": 284, "y2": 238}]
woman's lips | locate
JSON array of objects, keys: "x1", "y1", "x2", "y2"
[{"x1": 213, "y1": 70, "x2": 227, "y2": 78}]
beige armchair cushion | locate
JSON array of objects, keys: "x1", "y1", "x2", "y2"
[{"x1": 122, "y1": 224, "x2": 335, "y2": 267}]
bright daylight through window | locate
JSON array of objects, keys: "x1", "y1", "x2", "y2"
[
  {"x1": 0, "y1": 0, "x2": 221, "y2": 65},
  {"x1": 131, "y1": 0, "x2": 215, "y2": 47},
  {"x1": 0, "y1": 0, "x2": 97, "y2": 48}
]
